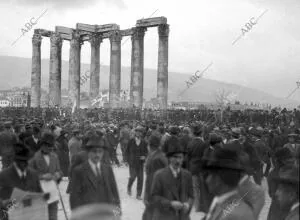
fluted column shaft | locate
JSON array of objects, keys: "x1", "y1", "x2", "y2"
[
  {"x1": 109, "y1": 31, "x2": 122, "y2": 108},
  {"x1": 68, "y1": 31, "x2": 81, "y2": 108},
  {"x1": 130, "y1": 27, "x2": 146, "y2": 108},
  {"x1": 49, "y1": 32, "x2": 63, "y2": 106},
  {"x1": 89, "y1": 34, "x2": 101, "y2": 107},
  {"x1": 157, "y1": 24, "x2": 169, "y2": 109},
  {"x1": 31, "y1": 32, "x2": 42, "y2": 107}
]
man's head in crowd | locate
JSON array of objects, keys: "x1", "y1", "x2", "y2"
[
  {"x1": 14, "y1": 143, "x2": 31, "y2": 172},
  {"x1": 166, "y1": 141, "x2": 185, "y2": 170},
  {"x1": 40, "y1": 132, "x2": 55, "y2": 155},
  {"x1": 204, "y1": 148, "x2": 243, "y2": 196},
  {"x1": 32, "y1": 126, "x2": 41, "y2": 139},
  {"x1": 148, "y1": 135, "x2": 161, "y2": 152},
  {"x1": 135, "y1": 126, "x2": 144, "y2": 139},
  {"x1": 85, "y1": 134, "x2": 106, "y2": 164}
]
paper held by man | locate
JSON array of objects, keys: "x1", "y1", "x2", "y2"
[
  {"x1": 40, "y1": 179, "x2": 59, "y2": 204},
  {"x1": 8, "y1": 188, "x2": 48, "y2": 220}
]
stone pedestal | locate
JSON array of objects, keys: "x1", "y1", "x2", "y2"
[
  {"x1": 68, "y1": 31, "x2": 81, "y2": 108},
  {"x1": 49, "y1": 33, "x2": 62, "y2": 106},
  {"x1": 109, "y1": 30, "x2": 122, "y2": 108},
  {"x1": 31, "y1": 32, "x2": 42, "y2": 107},
  {"x1": 89, "y1": 34, "x2": 102, "y2": 107},
  {"x1": 157, "y1": 24, "x2": 169, "y2": 109},
  {"x1": 130, "y1": 27, "x2": 146, "y2": 108}
]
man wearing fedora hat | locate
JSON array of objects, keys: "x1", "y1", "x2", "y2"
[
  {"x1": 151, "y1": 140, "x2": 194, "y2": 220},
  {"x1": 0, "y1": 121, "x2": 18, "y2": 169},
  {"x1": 29, "y1": 132, "x2": 63, "y2": 220},
  {"x1": 142, "y1": 134, "x2": 168, "y2": 220},
  {"x1": 202, "y1": 147, "x2": 255, "y2": 220},
  {"x1": 126, "y1": 125, "x2": 148, "y2": 200},
  {"x1": 69, "y1": 133, "x2": 120, "y2": 212},
  {"x1": 0, "y1": 143, "x2": 43, "y2": 220},
  {"x1": 274, "y1": 165, "x2": 299, "y2": 220}
]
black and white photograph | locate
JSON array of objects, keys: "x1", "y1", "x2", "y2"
[{"x1": 0, "y1": 0, "x2": 299, "y2": 219}]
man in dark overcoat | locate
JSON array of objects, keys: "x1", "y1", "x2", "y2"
[
  {"x1": 142, "y1": 135, "x2": 168, "y2": 220},
  {"x1": 69, "y1": 134, "x2": 120, "y2": 211},
  {"x1": 0, "y1": 121, "x2": 18, "y2": 169},
  {"x1": 126, "y1": 126, "x2": 148, "y2": 199},
  {"x1": 24, "y1": 126, "x2": 41, "y2": 158},
  {"x1": 0, "y1": 143, "x2": 43, "y2": 220},
  {"x1": 29, "y1": 132, "x2": 63, "y2": 220},
  {"x1": 151, "y1": 140, "x2": 194, "y2": 220}
]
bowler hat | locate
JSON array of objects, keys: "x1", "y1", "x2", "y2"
[
  {"x1": 14, "y1": 143, "x2": 31, "y2": 161},
  {"x1": 85, "y1": 135, "x2": 107, "y2": 150},
  {"x1": 40, "y1": 133, "x2": 55, "y2": 146},
  {"x1": 169, "y1": 126, "x2": 180, "y2": 135},
  {"x1": 203, "y1": 147, "x2": 245, "y2": 171},
  {"x1": 166, "y1": 140, "x2": 186, "y2": 157},
  {"x1": 149, "y1": 135, "x2": 161, "y2": 148},
  {"x1": 209, "y1": 133, "x2": 223, "y2": 145}
]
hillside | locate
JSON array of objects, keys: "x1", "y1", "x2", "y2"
[{"x1": 0, "y1": 55, "x2": 299, "y2": 108}]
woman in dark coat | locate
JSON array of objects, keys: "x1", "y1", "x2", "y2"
[{"x1": 56, "y1": 130, "x2": 70, "y2": 177}]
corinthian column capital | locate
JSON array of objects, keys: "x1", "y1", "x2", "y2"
[
  {"x1": 158, "y1": 24, "x2": 170, "y2": 37},
  {"x1": 32, "y1": 33, "x2": 42, "y2": 46}
]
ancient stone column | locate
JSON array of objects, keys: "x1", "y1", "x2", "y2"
[
  {"x1": 89, "y1": 34, "x2": 102, "y2": 107},
  {"x1": 49, "y1": 32, "x2": 63, "y2": 107},
  {"x1": 109, "y1": 30, "x2": 122, "y2": 108},
  {"x1": 68, "y1": 31, "x2": 81, "y2": 108},
  {"x1": 157, "y1": 24, "x2": 169, "y2": 109},
  {"x1": 130, "y1": 27, "x2": 146, "y2": 108},
  {"x1": 31, "y1": 32, "x2": 42, "y2": 107}
]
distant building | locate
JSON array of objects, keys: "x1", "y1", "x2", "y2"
[
  {"x1": 0, "y1": 99, "x2": 9, "y2": 107},
  {"x1": 0, "y1": 88, "x2": 30, "y2": 107}
]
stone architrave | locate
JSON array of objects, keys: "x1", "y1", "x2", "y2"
[
  {"x1": 109, "y1": 30, "x2": 122, "y2": 108},
  {"x1": 130, "y1": 27, "x2": 146, "y2": 108},
  {"x1": 68, "y1": 31, "x2": 82, "y2": 108},
  {"x1": 49, "y1": 32, "x2": 63, "y2": 106},
  {"x1": 89, "y1": 34, "x2": 102, "y2": 107},
  {"x1": 31, "y1": 33, "x2": 42, "y2": 107},
  {"x1": 157, "y1": 24, "x2": 169, "y2": 109}
]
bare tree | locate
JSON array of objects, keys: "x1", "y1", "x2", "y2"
[{"x1": 214, "y1": 88, "x2": 237, "y2": 122}]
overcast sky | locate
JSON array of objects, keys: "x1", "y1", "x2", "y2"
[{"x1": 0, "y1": 0, "x2": 299, "y2": 99}]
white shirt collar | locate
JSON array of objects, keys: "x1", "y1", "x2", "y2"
[
  {"x1": 169, "y1": 165, "x2": 180, "y2": 178},
  {"x1": 238, "y1": 175, "x2": 249, "y2": 185},
  {"x1": 88, "y1": 159, "x2": 101, "y2": 175},
  {"x1": 291, "y1": 202, "x2": 299, "y2": 212},
  {"x1": 13, "y1": 163, "x2": 27, "y2": 178},
  {"x1": 32, "y1": 135, "x2": 38, "y2": 143}
]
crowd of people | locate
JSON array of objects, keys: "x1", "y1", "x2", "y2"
[{"x1": 0, "y1": 106, "x2": 299, "y2": 220}]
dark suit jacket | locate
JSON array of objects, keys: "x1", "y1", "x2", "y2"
[
  {"x1": 24, "y1": 136, "x2": 40, "y2": 157},
  {"x1": 66, "y1": 150, "x2": 88, "y2": 194},
  {"x1": 126, "y1": 138, "x2": 148, "y2": 168},
  {"x1": 186, "y1": 137, "x2": 206, "y2": 175},
  {"x1": 144, "y1": 149, "x2": 168, "y2": 203},
  {"x1": 0, "y1": 165, "x2": 42, "y2": 220},
  {"x1": 285, "y1": 205, "x2": 299, "y2": 220},
  {"x1": 70, "y1": 161, "x2": 120, "y2": 210},
  {"x1": 238, "y1": 176, "x2": 265, "y2": 219},
  {"x1": 151, "y1": 167, "x2": 194, "y2": 220},
  {"x1": 206, "y1": 191, "x2": 255, "y2": 220},
  {"x1": 29, "y1": 151, "x2": 63, "y2": 183}
]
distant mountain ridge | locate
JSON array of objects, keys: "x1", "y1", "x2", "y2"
[{"x1": 0, "y1": 55, "x2": 299, "y2": 108}]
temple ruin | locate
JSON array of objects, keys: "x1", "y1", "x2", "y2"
[{"x1": 31, "y1": 17, "x2": 169, "y2": 109}]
